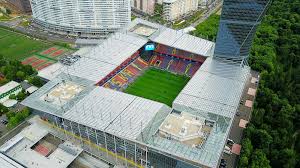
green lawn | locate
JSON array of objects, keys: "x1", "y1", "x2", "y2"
[
  {"x1": 0, "y1": 28, "x2": 51, "y2": 60},
  {"x1": 125, "y1": 68, "x2": 190, "y2": 106}
]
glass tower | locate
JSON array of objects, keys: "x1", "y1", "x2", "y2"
[{"x1": 214, "y1": 0, "x2": 269, "y2": 62}]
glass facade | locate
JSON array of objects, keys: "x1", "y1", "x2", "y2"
[{"x1": 214, "y1": 0, "x2": 269, "y2": 61}]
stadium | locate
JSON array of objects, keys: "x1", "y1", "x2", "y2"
[{"x1": 22, "y1": 18, "x2": 250, "y2": 168}]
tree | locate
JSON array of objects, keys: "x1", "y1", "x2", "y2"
[
  {"x1": 16, "y1": 91, "x2": 26, "y2": 101},
  {"x1": 29, "y1": 76, "x2": 43, "y2": 87},
  {"x1": 250, "y1": 150, "x2": 271, "y2": 168},
  {"x1": 277, "y1": 149, "x2": 297, "y2": 168},
  {"x1": 16, "y1": 71, "x2": 25, "y2": 81},
  {"x1": 251, "y1": 129, "x2": 273, "y2": 153},
  {"x1": 6, "y1": 111, "x2": 15, "y2": 120},
  {"x1": 239, "y1": 138, "x2": 253, "y2": 167},
  {"x1": 0, "y1": 104, "x2": 9, "y2": 115}
]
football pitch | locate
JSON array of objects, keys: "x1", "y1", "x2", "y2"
[
  {"x1": 125, "y1": 68, "x2": 190, "y2": 106},
  {"x1": 0, "y1": 28, "x2": 51, "y2": 60}
]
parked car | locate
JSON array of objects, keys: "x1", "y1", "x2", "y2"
[
  {"x1": 0, "y1": 119, "x2": 8, "y2": 125},
  {"x1": 219, "y1": 160, "x2": 226, "y2": 168},
  {"x1": 227, "y1": 139, "x2": 235, "y2": 146},
  {"x1": 223, "y1": 146, "x2": 232, "y2": 155}
]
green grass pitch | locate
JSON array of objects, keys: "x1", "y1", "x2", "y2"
[
  {"x1": 125, "y1": 68, "x2": 190, "y2": 106},
  {"x1": 0, "y1": 28, "x2": 51, "y2": 60}
]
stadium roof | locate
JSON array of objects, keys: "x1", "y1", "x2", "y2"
[
  {"x1": 60, "y1": 57, "x2": 116, "y2": 83},
  {"x1": 128, "y1": 18, "x2": 215, "y2": 57},
  {"x1": 58, "y1": 33, "x2": 148, "y2": 83},
  {"x1": 150, "y1": 28, "x2": 215, "y2": 57},
  {"x1": 40, "y1": 19, "x2": 214, "y2": 82},
  {"x1": 82, "y1": 32, "x2": 148, "y2": 65},
  {"x1": 173, "y1": 57, "x2": 250, "y2": 119},
  {"x1": 63, "y1": 87, "x2": 171, "y2": 140}
]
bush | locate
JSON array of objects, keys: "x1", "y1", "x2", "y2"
[
  {"x1": 9, "y1": 94, "x2": 16, "y2": 100},
  {"x1": 7, "y1": 108, "x2": 31, "y2": 129},
  {"x1": 0, "y1": 104, "x2": 9, "y2": 115}
]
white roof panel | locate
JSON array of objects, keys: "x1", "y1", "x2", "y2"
[
  {"x1": 172, "y1": 33, "x2": 215, "y2": 57},
  {"x1": 173, "y1": 93, "x2": 237, "y2": 118},
  {"x1": 84, "y1": 32, "x2": 148, "y2": 66},
  {"x1": 60, "y1": 58, "x2": 116, "y2": 83},
  {"x1": 106, "y1": 96, "x2": 166, "y2": 139},
  {"x1": 38, "y1": 63, "x2": 64, "y2": 81},
  {"x1": 150, "y1": 28, "x2": 215, "y2": 57},
  {"x1": 63, "y1": 87, "x2": 169, "y2": 140},
  {"x1": 0, "y1": 81, "x2": 20, "y2": 94},
  {"x1": 63, "y1": 87, "x2": 136, "y2": 131},
  {"x1": 173, "y1": 58, "x2": 250, "y2": 118}
]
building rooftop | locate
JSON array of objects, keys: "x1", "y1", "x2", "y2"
[
  {"x1": 0, "y1": 81, "x2": 20, "y2": 94},
  {"x1": 22, "y1": 73, "x2": 95, "y2": 115},
  {"x1": 0, "y1": 123, "x2": 83, "y2": 168},
  {"x1": 0, "y1": 153, "x2": 25, "y2": 168},
  {"x1": 158, "y1": 112, "x2": 213, "y2": 148},
  {"x1": 42, "y1": 81, "x2": 84, "y2": 106},
  {"x1": 149, "y1": 111, "x2": 231, "y2": 168},
  {"x1": 129, "y1": 23, "x2": 158, "y2": 37}
]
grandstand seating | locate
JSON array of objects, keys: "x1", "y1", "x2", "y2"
[
  {"x1": 103, "y1": 58, "x2": 149, "y2": 91},
  {"x1": 149, "y1": 54, "x2": 202, "y2": 77},
  {"x1": 99, "y1": 44, "x2": 204, "y2": 91},
  {"x1": 155, "y1": 44, "x2": 206, "y2": 63}
]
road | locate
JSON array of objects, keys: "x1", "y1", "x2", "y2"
[
  {"x1": 0, "y1": 18, "x2": 76, "y2": 43},
  {"x1": 190, "y1": 1, "x2": 223, "y2": 28},
  {"x1": 0, "y1": 120, "x2": 30, "y2": 146}
]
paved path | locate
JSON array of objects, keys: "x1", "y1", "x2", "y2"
[{"x1": 223, "y1": 70, "x2": 260, "y2": 168}]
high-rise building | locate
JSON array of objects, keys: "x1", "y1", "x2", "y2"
[
  {"x1": 163, "y1": 0, "x2": 199, "y2": 21},
  {"x1": 131, "y1": 0, "x2": 155, "y2": 15},
  {"x1": 29, "y1": 0, "x2": 131, "y2": 38},
  {"x1": 214, "y1": 0, "x2": 270, "y2": 62}
]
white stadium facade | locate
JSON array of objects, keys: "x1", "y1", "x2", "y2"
[{"x1": 29, "y1": 0, "x2": 131, "y2": 38}]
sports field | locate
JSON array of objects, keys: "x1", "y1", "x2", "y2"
[
  {"x1": 125, "y1": 68, "x2": 190, "y2": 106},
  {"x1": 0, "y1": 28, "x2": 51, "y2": 60}
]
